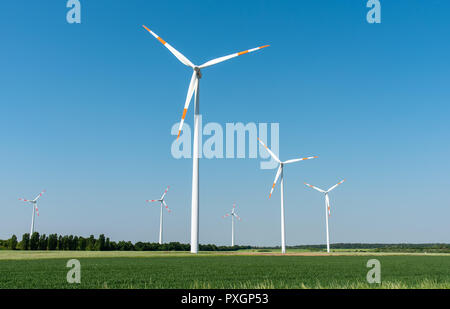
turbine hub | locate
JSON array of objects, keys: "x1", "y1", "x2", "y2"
[{"x1": 194, "y1": 67, "x2": 202, "y2": 79}]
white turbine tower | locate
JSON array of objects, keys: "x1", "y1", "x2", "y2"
[
  {"x1": 258, "y1": 138, "x2": 317, "y2": 254},
  {"x1": 222, "y1": 203, "x2": 241, "y2": 247},
  {"x1": 143, "y1": 25, "x2": 269, "y2": 253},
  {"x1": 18, "y1": 190, "x2": 45, "y2": 235},
  {"x1": 146, "y1": 186, "x2": 172, "y2": 244},
  {"x1": 304, "y1": 179, "x2": 345, "y2": 253}
]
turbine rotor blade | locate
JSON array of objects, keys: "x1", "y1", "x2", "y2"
[
  {"x1": 327, "y1": 179, "x2": 346, "y2": 192},
  {"x1": 222, "y1": 213, "x2": 231, "y2": 218},
  {"x1": 177, "y1": 71, "x2": 198, "y2": 140},
  {"x1": 146, "y1": 199, "x2": 160, "y2": 203},
  {"x1": 35, "y1": 205, "x2": 39, "y2": 217},
  {"x1": 33, "y1": 190, "x2": 46, "y2": 202},
  {"x1": 18, "y1": 198, "x2": 31, "y2": 203},
  {"x1": 162, "y1": 200, "x2": 171, "y2": 213},
  {"x1": 199, "y1": 45, "x2": 269, "y2": 69},
  {"x1": 234, "y1": 213, "x2": 241, "y2": 221},
  {"x1": 269, "y1": 165, "x2": 282, "y2": 198},
  {"x1": 283, "y1": 156, "x2": 318, "y2": 164},
  {"x1": 325, "y1": 194, "x2": 331, "y2": 216},
  {"x1": 161, "y1": 186, "x2": 170, "y2": 199},
  {"x1": 304, "y1": 182, "x2": 326, "y2": 193},
  {"x1": 142, "y1": 25, "x2": 194, "y2": 68},
  {"x1": 257, "y1": 138, "x2": 281, "y2": 163}
]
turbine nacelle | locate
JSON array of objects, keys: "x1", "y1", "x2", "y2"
[{"x1": 194, "y1": 66, "x2": 202, "y2": 79}]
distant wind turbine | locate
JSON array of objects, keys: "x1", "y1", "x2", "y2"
[
  {"x1": 304, "y1": 179, "x2": 345, "y2": 253},
  {"x1": 19, "y1": 190, "x2": 46, "y2": 235},
  {"x1": 258, "y1": 138, "x2": 317, "y2": 254},
  {"x1": 146, "y1": 186, "x2": 172, "y2": 244},
  {"x1": 222, "y1": 203, "x2": 241, "y2": 247},
  {"x1": 143, "y1": 25, "x2": 269, "y2": 253}
]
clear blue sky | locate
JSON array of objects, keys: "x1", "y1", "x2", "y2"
[{"x1": 1, "y1": 1, "x2": 449, "y2": 245}]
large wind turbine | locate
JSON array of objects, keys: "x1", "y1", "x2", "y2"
[
  {"x1": 146, "y1": 186, "x2": 172, "y2": 244},
  {"x1": 18, "y1": 190, "x2": 45, "y2": 235},
  {"x1": 143, "y1": 25, "x2": 268, "y2": 253},
  {"x1": 258, "y1": 138, "x2": 317, "y2": 254},
  {"x1": 304, "y1": 179, "x2": 345, "y2": 253},
  {"x1": 222, "y1": 203, "x2": 241, "y2": 247}
]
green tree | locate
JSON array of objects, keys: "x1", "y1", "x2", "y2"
[
  {"x1": 38, "y1": 234, "x2": 47, "y2": 250},
  {"x1": 21, "y1": 233, "x2": 30, "y2": 250},
  {"x1": 29, "y1": 232, "x2": 40, "y2": 250},
  {"x1": 96, "y1": 234, "x2": 106, "y2": 251},
  {"x1": 57, "y1": 235, "x2": 63, "y2": 250},
  {"x1": 68, "y1": 235, "x2": 74, "y2": 250},
  {"x1": 62, "y1": 236, "x2": 69, "y2": 250},
  {"x1": 78, "y1": 237, "x2": 87, "y2": 250},
  {"x1": 86, "y1": 235, "x2": 96, "y2": 251},
  {"x1": 9, "y1": 235, "x2": 18, "y2": 250},
  {"x1": 47, "y1": 234, "x2": 58, "y2": 250}
]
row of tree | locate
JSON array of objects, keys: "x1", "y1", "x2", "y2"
[
  {"x1": 2, "y1": 235, "x2": 448, "y2": 252},
  {"x1": 0, "y1": 233, "x2": 250, "y2": 251},
  {"x1": 255, "y1": 243, "x2": 450, "y2": 253}
]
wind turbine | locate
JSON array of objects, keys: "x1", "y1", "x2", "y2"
[
  {"x1": 18, "y1": 190, "x2": 45, "y2": 235},
  {"x1": 304, "y1": 179, "x2": 345, "y2": 253},
  {"x1": 258, "y1": 138, "x2": 317, "y2": 254},
  {"x1": 146, "y1": 186, "x2": 172, "y2": 244},
  {"x1": 222, "y1": 203, "x2": 241, "y2": 247},
  {"x1": 143, "y1": 25, "x2": 269, "y2": 253}
]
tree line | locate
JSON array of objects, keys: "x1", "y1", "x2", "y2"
[
  {"x1": 1, "y1": 235, "x2": 448, "y2": 252},
  {"x1": 255, "y1": 243, "x2": 450, "y2": 253},
  {"x1": 0, "y1": 233, "x2": 251, "y2": 251}
]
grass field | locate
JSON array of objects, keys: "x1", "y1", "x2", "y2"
[{"x1": 0, "y1": 251, "x2": 448, "y2": 289}]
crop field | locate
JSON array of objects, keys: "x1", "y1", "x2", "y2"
[{"x1": 0, "y1": 251, "x2": 448, "y2": 289}]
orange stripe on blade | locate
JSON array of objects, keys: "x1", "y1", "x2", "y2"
[
  {"x1": 259, "y1": 45, "x2": 270, "y2": 49},
  {"x1": 157, "y1": 37, "x2": 166, "y2": 45},
  {"x1": 142, "y1": 25, "x2": 151, "y2": 32},
  {"x1": 181, "y1": 108, "x2": 187, "y2": 120},
  {"x1": 238, "y1": 50, "x2": 249, "y2": 56}
]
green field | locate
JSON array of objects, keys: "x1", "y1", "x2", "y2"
[{"x1": 0, "y1": 251, "x2": 448, "y2": 289}]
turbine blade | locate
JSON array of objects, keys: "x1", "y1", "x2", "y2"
[
  {"x1": 142, "y1": 25, "x2": 194, "y2": 68},
  {"x1": 234, "y1": 214, "x2": 241, "y2": 221},
  {"x1": 199, "y1": 45, "x2": 269, "y2": 69},
  {"x1": 146, "y1": 199, "x2": 159, "y2": 203},
  {"x1": 257, "y1": 138, "x2": 281, "y2": 163},
  {"x1": 162, "y1": 200, "x2": 171, "y2": 213},
  {"x1": 161, "y1": 186, "x2": 170, "y2": 199},
  {"x1": 304, "y1": 182, "x2": 326, "y2": 193},
  {"x1": 35, "y1": 205, "x2": 39, "y2": 217},
  {"x1": 18, "y1": 198, "x2": 31, "y2": 202},
  {"x1": 177, "y1": 71, "x2": 198, "y2": 140},
  {"x1": 325, "y1": 194, "x2": 331, "y2": 216},
  {"x1": 269, "y1": 165, "x2": 282, "y2": 198},
  {"x1": 283, "y1": 156, "x2": 318, "y2": 164},
  {"x1": 222, "y1": 213, "x2": 230, "y2": 218},
  {"x1": 33, "y1": 190, "x2": 46, "y2": 202},
  {"x1": 327, "y1": 179, "x2": 345, "y2": 192}
]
